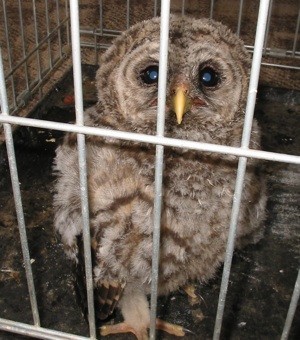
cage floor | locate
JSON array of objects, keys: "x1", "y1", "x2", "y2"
[{"x1": 0, "y1": 65, "x2": 299, "y2": 340}]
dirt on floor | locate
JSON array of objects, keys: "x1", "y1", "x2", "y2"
[{"x1": 0, "y1": 65, "x2": 299, "y2": 339}]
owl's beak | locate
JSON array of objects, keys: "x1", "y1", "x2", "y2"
[{"x1": 171, "y1": 86, "x2": 191, "y2": 124}]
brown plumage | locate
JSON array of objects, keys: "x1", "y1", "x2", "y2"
[{"x1": 53, "y1": 15, "x2": 266, "y2": 339}]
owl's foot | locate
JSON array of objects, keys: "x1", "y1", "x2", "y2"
[
  {"x1": 182, "y1": 284, "x2": 201, "y2": 305},
  {"x1": 156, "y1": 318, "x2": 186, "y2": 336},
  {"x1": 100, "y1": 322, "x2": 148, "y2": 340},
  {"x1": 100, "y1": 319, "x2": 188, "y2": 339},
  {"x1": 182, "y1": 284, "x2": 198, "y2": 299}
]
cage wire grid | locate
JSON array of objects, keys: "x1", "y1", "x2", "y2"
[
  {"x1": 0, "y1": 0, "x2": 299, "y2": 339},
  {"x1": 1, "y1": 0, "x2": 300, "y2": 117},
  {"x1": 0, "y1": 0, "x2": 71, "y2": 118}
]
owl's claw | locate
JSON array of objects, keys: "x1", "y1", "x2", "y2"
[{"x1": 183, "y1": 326, "x2": 195, "y2": 335}]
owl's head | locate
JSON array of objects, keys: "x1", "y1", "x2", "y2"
[{"x1": 96, "y1": 15, "x2": 251, "y2": 144}]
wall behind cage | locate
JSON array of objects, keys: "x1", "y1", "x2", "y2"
[
  {"x1": 0, "y1": 0, "x2": 70, "y2": 120},
  {"x1": 78, "y1": 0, "x2": 300, "y2": 90}
]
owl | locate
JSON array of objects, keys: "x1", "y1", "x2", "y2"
[{"x1": 53, "y1": 15, "x2": 266, "y2": 339}]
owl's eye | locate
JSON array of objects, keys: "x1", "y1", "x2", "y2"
[
  {"x1": 140, "y1": 65, "x2": 159, "y2": 85},
  {"x1": 199, "y1": 66, "x2": 220, "y2": 88}
]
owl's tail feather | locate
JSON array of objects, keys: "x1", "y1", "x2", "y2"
[{"x1": 95, "y1": 279, "x2": 126, "y2": 320}]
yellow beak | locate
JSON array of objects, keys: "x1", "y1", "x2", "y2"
[{"x1": 172, "y1": 87, "x2": 191, "y2": 124}]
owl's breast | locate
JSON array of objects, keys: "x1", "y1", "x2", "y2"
[{"x1": 90, "y1": 143, "x2": 264, "y2": 294}]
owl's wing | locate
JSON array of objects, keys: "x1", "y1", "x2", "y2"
[{"x1": 74, "y1": 235, "x2": 126, "y2": 321}]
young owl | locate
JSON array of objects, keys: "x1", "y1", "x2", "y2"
[{"x1": 53, "y1": 15, "x2": 266, "y2": 339}]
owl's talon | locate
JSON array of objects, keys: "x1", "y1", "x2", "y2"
[{"x1": 183, "y1": 327, "x2": 195, "y2": 335}]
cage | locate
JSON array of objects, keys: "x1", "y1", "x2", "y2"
[{"x1": 0, "y1": 0, "x2": 299, "y2": 339}]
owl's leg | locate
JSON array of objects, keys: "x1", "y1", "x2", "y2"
[
  {"x1": 155, "y1": 318, "x2": 186, "y2": 336},
  {"x1": 100, "y1": 319, "x2": 187, "y2": 339},
  {"x1": 100, "y1": 286, "x2": 188, "y2": 339},
  {"x1": 100, "y1": 323, "x2": 148, "y2": 340},
  {"x1": 100, "y1": 285, "x2": 150, "y2": 339}
]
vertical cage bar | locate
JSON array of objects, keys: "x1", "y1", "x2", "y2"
[
  {"x1": 99, "y1": 0, "x2": 104, "y2": 35},
  {"x1": 213, "y1": 0, "x2": 271, "y2": 339},
  {"x1": 17, "y1": 0, "x2": 30, "y2": 91},
  {"x1": 126, "y1": 0, "x2": 130, "y2": 29},
  {"x1": 236, "y1": 0, "x2": 244, "y2": 36},
  {"x1": 44, "y1": 0, "x2": 53, "y2": 69},
  {"x1": 56, "y1": 0, "x2": 63, "y2": 59},
  {"x1": 149, "y1": 1, "x2": 171, "y2": 339},
  {"x1": 0, "y1": 48, "x2": 40, "y2": 327},
  {"x1": 281, "y1": 269, "x2": 300, "y2": 340},
  {"x1": 181, "y1": 0, "x2": 185, "y2": 15},
  {"x1": 2, "y1": 0, "x2": 17, "y2": 108},
  {"x1": 96, "y1": 0, "x2": 104, "y2": 64},
  {"x1": 93, "y1": 33, "x2": 98, "y2": 65},
  {"x1": 263, "y1": 0, "x2": 273, "y2": 54},
  {"x1": 153, "y1": 0, "x2": 158, "y2": 17},
  {"x1": 292, "y1": 6, "x2": 300, "y2": 56},
  {"x1": 69, "y1": 1, "x2": 96, "y2": 339},
  {"x1": 32, "y1": 0, "x2": 42, "y2": 81},
  {"x1": 210, "y1": 0, "x2": 215, "y2": 19},
  {"x1": 65, "y1": 0, "x2": 70, "y2": 46}
]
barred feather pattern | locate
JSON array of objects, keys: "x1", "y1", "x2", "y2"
[{"x1": 53, "y1": 15, "x2": 267, "y2": 336}]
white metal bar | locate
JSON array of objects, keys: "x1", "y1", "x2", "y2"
[
  {"x1": 263, "y1": 0, "x2": 273, "y2": 54},
  {"x1": 99, "y1": 0, "x2": 104, "y2": 35},
  {"x1": 2, "y1": 0, "x2": 17, "y2": 107},
  {"x1": 126, "y1": 0, "x2": 130, "y2": 29},
  {"x1": 153, "y1": 0, "x2": 158, "y2": 16},
  {"x1": 149, "y1": 1, "x2": 171, "y2": 339},
  {"x1": 0, "y1": 49, "x2": 40, "y2": 326},
  {"x1": 0, "y1": 318, "x2": 88, "y2": 340},
  {"x1": 17, "y1": 0, "x2": 30, "y2": 90},
  {"x1": 56, "y1": 0, "x2": 63, "y2": 59},
  {"x1": 181, "y1": 0, "x2": 185, "y2": 15},
  {"x1": 213, "y1": 0, "x2": 271, "y2": 339},
  {"x1": 98, "y1": 0, "x2": 104, "y2": 62},
  {"x1": 32, "y1": 0, "x2": 42, "y2": 81},
  {"x1": 0, "y1": 114, "x2": 299, "y2": 165},
  {"x1": 237, "y1": 0, "x2": 244, "y2": 36},
  {"x1": 292, "y1": 6, "x2": 300, "y2": 56},
  {"x1": 44, "y1": 0, "x2": 53, "y2": 69},
  {"x1": 261, "y1": 62, "x2": 300, "y2": 70},
  {"x1": 69, "y1": 1, "x2": 96, "y2": 339},
  {"x1": 281, "y1": 269, "x2": 300, "y2": 340},
  {"x1": 65, "y1": 0, "x2": 70, "y2": 46},
  {"x1": 210, "y1": 0, "x2": 215, "y2": 19}
]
